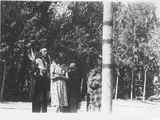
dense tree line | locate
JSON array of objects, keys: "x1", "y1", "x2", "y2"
[
  {"x1": 0, "y1": 1, "x2": 103, "y2": 103},
  {"x1": 112, "y1": 2, "x2": 160, "y2": 99}
]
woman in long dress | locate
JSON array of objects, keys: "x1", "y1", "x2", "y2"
[{"x1": 50, "y1": 59, "x2": 69, "y2": 112}]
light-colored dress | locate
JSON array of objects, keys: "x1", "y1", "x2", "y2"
[{"x1": 50, "y1": 61, "x2": 68, "y2": 107}]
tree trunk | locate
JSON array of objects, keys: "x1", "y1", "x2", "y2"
[
  {"x1": 130, "y1": 70, "x2": 134, "y2": 100},
  {"x1": 143, "y1": 70, "x2": 147, "y2": 101},
  {"x1": 0, "y1": 62, "x2": 6, "y2": 101},
  {"x1": 102, "y1": 1, "x2": 112, "y2": 113}
]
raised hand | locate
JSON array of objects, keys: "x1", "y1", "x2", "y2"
[{"x1": 28, "y1": 48, "x2": 36, "y2": 62}]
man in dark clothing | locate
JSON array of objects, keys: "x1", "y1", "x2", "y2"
[
  {"x1": 67, "y1": 63, "x2": 82, "y2": 112},
  {"x1": 32, "y1": 48, "x2": 50, "y2": 113}
]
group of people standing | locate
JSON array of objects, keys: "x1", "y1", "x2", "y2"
[{"x1": 31, "y1": 48, "x2": 82, "y2": 113}]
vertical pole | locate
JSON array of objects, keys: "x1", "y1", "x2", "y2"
[
  {"x1": 102, "y1": 1, "x2": 112, "y2": 113},
  {"x1": 143, "y1": 70, "x2": 147, "y2": 101},
  {"x1": 114, "y1": 74, "x2": 119, "y2": 100},
  {"x1": 0, "y1": 62, "x2": 6, "y2": 101},
  {"x1": 130, "y1": 70, "x2": 134, "y2": 100}
]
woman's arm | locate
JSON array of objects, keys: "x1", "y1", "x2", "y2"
[
  {"x1": 65, "y1": 72, "x2": 69, "y2": 80},
  {"x1": 50, "y1": 63, "x2": 56, "y2": 79}
]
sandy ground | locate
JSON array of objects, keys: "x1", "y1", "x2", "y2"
[
  {"x1": 112, "y1": 99, "x2": 160, "y2": 120},
  {"x1": 0, "y1": 100, "x2": 160, "y2": 120}
]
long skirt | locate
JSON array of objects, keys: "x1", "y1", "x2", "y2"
[
  {"x1": 50, "y1": 79, "x2": 68, "y2": 107},
  {"x1": 32, "y1": 76, "x2": 49, "y2": 112}
]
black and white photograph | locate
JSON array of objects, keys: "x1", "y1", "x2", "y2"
[
  {"x1": 1, "y1": 0, "x2": 160, "y2": 120},
  {"x1": 0, "y1": 1, "x2": 102, "y2": 114}
]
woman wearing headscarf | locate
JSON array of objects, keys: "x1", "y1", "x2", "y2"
[{"x1": 50, "y1": 52, "x2": 69, "y2": 112}]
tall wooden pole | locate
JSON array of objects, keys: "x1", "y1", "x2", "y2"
[
  {"x1": 0, "y1": 62, "x2": 6, "y2": 101},
  {"x1": 130, "y1": 20, "x2": 136, "y2": 100},
  {"x1": 143, "y1": 69, "x2": 147, "y2": 101},
  {"x1": 102, "y1": 1, "x2": 112, "y2": 113},
  {"x1": 114, "y1": 74, "x2": 119, "y2": 100},
  {"x1": 130, "y1": 70, "x2": 134, "y2": 100}
]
